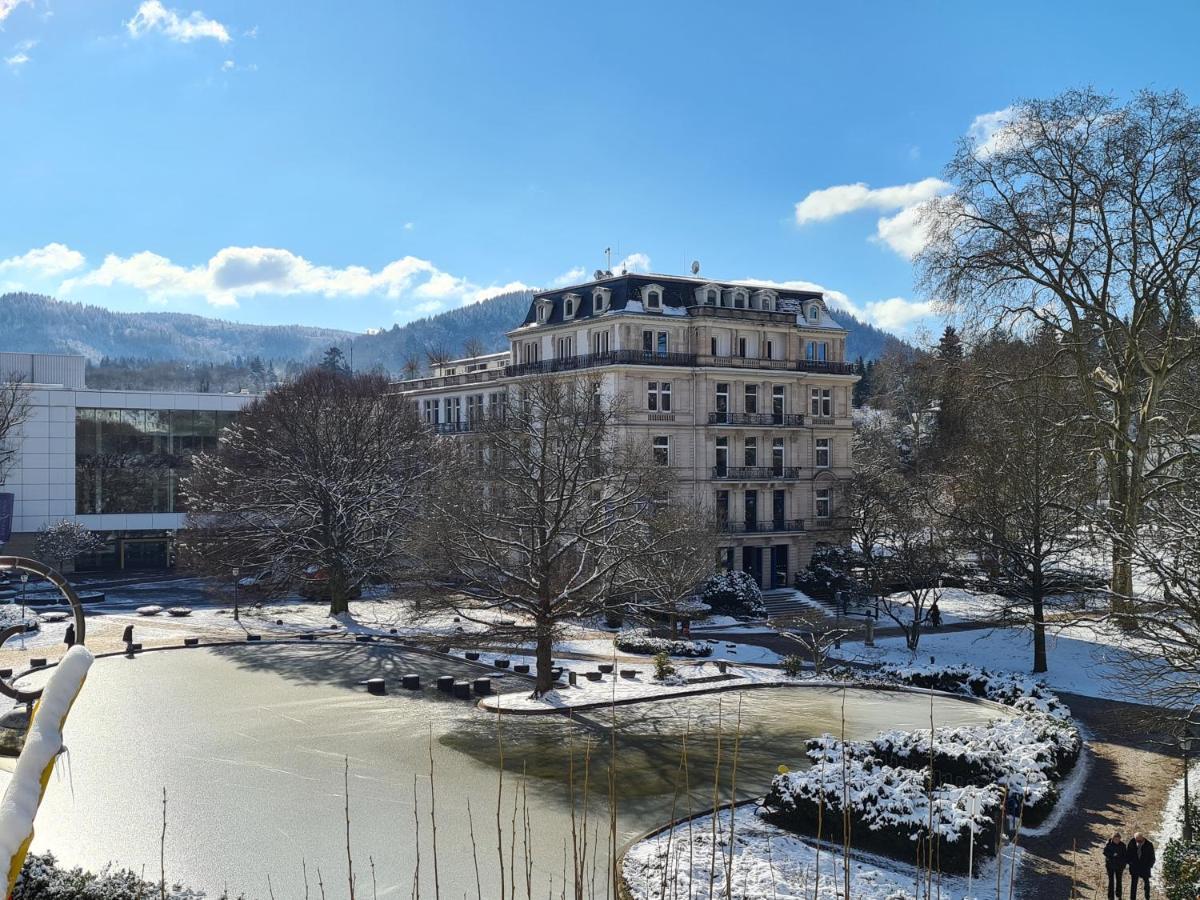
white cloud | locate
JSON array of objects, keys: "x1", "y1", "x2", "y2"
[
  {"x1": 220, "y1": 58, "x2": 233, "y2": 71},
  {"x1": 615, "y1": 252, "x2": 651, "y2": 274},
  {"x1": 403, "y1": 222, "x2": 414, "y2": 231},
  {"x1": 56, "y1": 244, "x2": 529, "y2": 314},
  {"x1": 126, "y1": 1, "x2": 231, "y2": 43},
  {"x1": 4, "y1": 51, "x2": 28, "y2": 68},
  {"x1": 552, "y1": 266, "x2": 586, "y2": 287},
  {"x1": 0, "y1": 0, "x2": 28, "y2": 24},
  {"x1": 969, "y1": 106, "x2": 1018, "y2": 158},
  {"x1": 874, "y1": 201, "x2": 937, "y2": 260},
  {"x1": 794, "y1": 177, "x2": 949, "y2": 225},
  {"x1": 0, "y1": 242, "x2": 86, "y2": 275}
]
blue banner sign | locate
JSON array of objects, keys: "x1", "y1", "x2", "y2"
[{"x1": 0, "y1": 493, "x2": 12, "y2": 545}]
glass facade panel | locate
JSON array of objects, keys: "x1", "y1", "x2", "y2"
[{"x1": 75, "y1": 408, "x2": 237, "y2": 514}]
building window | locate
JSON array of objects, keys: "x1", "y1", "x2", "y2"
[
  {"x1": 764, "y1": 339, "x2": 774, "y2": 360},
  {"x1": 734, "y1": 291, "x2": 746, "y2": 309},
  {"x1": 711, "y1": 336, "x2": 718, "y2": 355},
  {"x1": 810, "y1": 388, "x2": 832, "y2": 417},
  {"x1": 592, "y1": 330, "x2": 610, "y2": 354},
  {"x1": 706, "y1": 289, "x2": 717, "y2": 305},
  {"x1": 656, "y1": 331, "x2": 668, "y2": 354},
  {"x1": 737, "y1": 337, "x2": 747, "y2": 358},
  {"x1": 647, "y1": 381, "x2": 672, "y2": 412},
  {"x1": 815, "y1": 438, "x2": 830, "y2": 468},
  {"x1": 593, "y1": 289, "x2": 609, "y2": 312},
  {"x1": 744, "y1": 384, "x2": 758, "y2": 414},
  {"x1": 772, "y1": 385, "x2": 785, "y2": 420},
  {"x1": 744, "y1": 437, "x2": 758, "y2": 467},
  {"x1": 715, "y1": 383, "x2": 729, "y2": 417},
  {"x1": 466, "y1": 394, "x2": 483, "y2": 425},
  {"x1": 647, "y1": 290, "x2": 661, "y2": 309},
  {"x1": 806, "y1": 340, "x2": 828, "y2": 361},
  {"x1": 716, "y1": 490, "x2": 730, "y2": 523},
  {"x1": 808, "y1": 305, "x2": 820, "y2": 322},
  {"x1": 556, "y1": 336, "x2": 573, "y2": 358},
  {"x1": 422, "y1": 399, "x2": 439, "y2": 425},
  {"x1": 772, "y1": 438, "x2": 785, "y2": 474},
  {"x1": 564, "y1": 295, "x2": 577, "y2": 318},
  {"x1": 642, "y1": 330, "x2": 654, "y2": 352},
  {"x1": 815, "y1": 488, "x2": 831, "y2": 519},
  {"x1": 715, "y1": 437, "x2": 728, "y2": 476},
  {"x1": 653, "y1": 436, "x2": 670, "y2": 466}
]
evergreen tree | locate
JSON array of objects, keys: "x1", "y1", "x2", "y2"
[{"x1": 319, "y1": 346, "x2": 349, "y2": 374}]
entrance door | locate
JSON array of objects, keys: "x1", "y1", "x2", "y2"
[
  {"x1": 741, "y1": 546, "x2": 763, "y2": 587},
  {"x1": 771, "y1": 545, "x2": 789, "y2": 589}
]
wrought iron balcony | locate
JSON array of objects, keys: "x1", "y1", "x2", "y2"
[
  {"x1": 720, "y1": 519, "x2": 806, "y2": 534},
  {"x1": 707, "y1": 412, "x2": 805, "y2": 427},
  {"x1": 711, "y1": 465, "x2": 802, "y2": 481}
]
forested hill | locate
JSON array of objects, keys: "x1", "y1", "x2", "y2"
[
  {"x1": 1, "y1": 288, "x2": 900, "y2": 381},
  {"x1": 0, "y1": 292, "x2": 353, "y2": 363}
]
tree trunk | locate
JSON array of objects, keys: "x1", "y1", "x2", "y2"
[
  {"x1": 1031, "y1": 595, "x2": 1047, "y2": 674},
  {"x1": 533, "y1": 629, "x2": 555, "y2": 697},
  {"x1": 328, "y1": 567, "x2": 351, "y2": 616}
]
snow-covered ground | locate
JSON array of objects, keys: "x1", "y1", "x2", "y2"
[{"x1": 623, "y1": 803, "x2": 1021, "y2": 900}]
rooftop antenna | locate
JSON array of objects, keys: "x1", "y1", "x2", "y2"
[
  {"x1": 604, "y1": 247, "x2": 612, "y2": 271},
  {"x1": 691, "y1": 260, "x2": 701, "y2": 276}
]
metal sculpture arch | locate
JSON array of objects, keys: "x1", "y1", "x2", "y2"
[{"x1": 0, "y1": 556, "x2": 86, "y2": 703}]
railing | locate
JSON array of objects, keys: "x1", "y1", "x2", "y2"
[
  {"x1": 696, "y1": 354, "x2": 796, "y2": 372},
  {"x1": 707, "y1": 413, "x2": 805, "y2": 427},
  {"x1": 505, "y1": 350, "x2": 697, "y2": 377},
  {"x1": 711, "y1": 466, "x2": 803, "y2": 481},
  {"x1": 796, "y1": 359, "x2": 855, "y2": 375},
  {"x1": 433, "y1": 421, "x2": 478, "y2": 434},
  {"x1": 720, "y1": 519, "x2": 806, "y2": 534}
]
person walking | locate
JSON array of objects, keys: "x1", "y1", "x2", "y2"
[
  {"x1": 121, "y1": 623, "x2": 134, "y2": 654},
  {"x1": 1127, "y1": 831, "x2": 1155, "y2": 900},
  {"x1": 63, "y1": 622, "x2": 75, "y2": 648},
  {"x1": 1004, "y1": 788, "x2": 1023, "y2": 837},
  {"x1": 928, "y1": 598, "x2": 943, "y2": 630},
  {"x1": 1103, "y1": 831, "x2": 1127, "y2": 900}
]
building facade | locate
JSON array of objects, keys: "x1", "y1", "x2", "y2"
[
  {"x1": 397, "y1": 273, "x2": 857, "y2": 588},
  {"x1": 0, "y1": 352, "x2": 254, "y2": 571}
]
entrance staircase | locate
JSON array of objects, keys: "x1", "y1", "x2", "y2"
[{"x1": 759, "y1": 588, "x2": 821, "y2": 619}]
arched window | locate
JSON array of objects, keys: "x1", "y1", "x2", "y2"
[
  {"x1": 808, "y1": 305, "x2": 819, "y2": 322},
  {"x1": 706, "y1": 290, "x2": 717, "y2": 305},
  {"x1": 647, "y1": 291, "x2": 661, "y2": 309},
  {"x1": 734, "y1": 291, "x2": 746, "y2": 309}
]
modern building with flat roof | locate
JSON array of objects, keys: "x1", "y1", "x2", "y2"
[
  {"x1": 396, "y1": 271, "x2": 858, "y2": 589},
  {"x1": 0, "y1": 351, "x2": 254, "y2": 571}
]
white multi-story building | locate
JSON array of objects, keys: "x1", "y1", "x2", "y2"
[
  {"x1": 0, "y1": 352, "x2": 254, "y2": 571},
  {"x1": 397, "y1": 272, "x2": 858, "y2": 588}
]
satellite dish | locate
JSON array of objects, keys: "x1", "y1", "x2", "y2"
[
  {"x1": 594, "y1": 269, "x2": 605, "y2": 280},
  {"x1": 691, "y1": 260, "x2": 701, "y2": 275}
]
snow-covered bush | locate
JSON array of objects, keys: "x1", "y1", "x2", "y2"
[
  {"x1": 699, "y1": 571, "x2": 764, "y2": 618},
  {"x1": 135, "y1": 605, "x2": 163, "y2": 616},
  {"x1": 166, "y1": 607, "x2": 192, "y2": 617},
  {"x1": 764, "y1": 744, "x2": 1000, "y2": 871},
  {"x1": 875, "y1": 663, "x2": 1072, "y2": 720},
  {"x1": 1163, "y1": 838, "x2": 1200, "y2": 900},
  {"x1": 652, "y1": 651, "x2": 675, "y2": 680},
  {"x1": 13, "y1": 852, "x2": 234, "y2": 899},
  {"x1": 794, "y1": 543, "x2": 862, "y2": 603},
  {"x1": 615, "y1": 628, "x2": 712, "y2": 658},
  {"x1": 0, "y1": 604, "x2": 38, "y2": 632}
]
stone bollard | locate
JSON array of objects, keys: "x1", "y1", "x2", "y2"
[
  {"x1": 568, "y1": 671, "x2": 578, "y2": 686},
  {"x1": 598, "y1": 663, "x2": 614, "y2": 674},
  {"x1": 550, "y1": 667, "x2": 563, "y2": 680},
  {"x1": 402, "y1": 673, "x2": 420, "y2": 690},
  {"x1": 464, "y1": 651, "x2": 480, "y2": 661},
  {"x1": 865, "y1": 616, "x2": 875, "y2": 647},
  {"x1": 184, "y1": 637, "x2": 200, "y2": 647},
  {"x1": 246, "y1": 634, "x2": 262, "y2": 642},
  {"x1": 620, "y1": 669, "x2": 638, "y2": 679},
  {"x1": 437, "y1": 675, "x2": 455, "y2": 692},
  {"x1": 494, "y1": 658, "x2": 510, "y2": 669},
  {"x1": 585, "y1": 671, "x2": 603, "y2": 682},
  {"x1": 513, "y1": 663, "x2": 530, "y2": 674},
  {"x1": 0, "y1": 668, "x2": 11, "y2": 678},
  {"x1": 276, "y1": 619, "x2": 284, "y2": 626},
  {"x1": 30, "y1": 658, "x2": 47, "y2": 668},
  {"x1": 473, "y1": 678, "x2": 492, "y2": 696},
  {"x1": 452, "y1": 681, "x2": 471, "y2": 699},
  {"x1": 365, "y1": 678, "x2": 386, "y2": 695}
]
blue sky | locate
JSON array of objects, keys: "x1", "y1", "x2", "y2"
[{"x1": 2, "y1": 1, "x2": 1198, "y2": 339}]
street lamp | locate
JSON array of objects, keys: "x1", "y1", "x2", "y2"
[
  {"x1": 18, "y1": 573, "x2": 28, "y2": 620},
  {"x1": 232, "y1": 567, "x2": 241, "y2": 622}
]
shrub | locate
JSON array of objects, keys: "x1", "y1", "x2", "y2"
[
  {"x1": 1164, "y1": 839, "x2": 1200, "y2": 900},
  {"x1": 782, "y1": 654, "x2": 805, "y2": 678},
  {"x1": 875, "y1": 663, "x2": 1072, "y2": 721},
  {"x1": 13, "y1": 852, "x2": 236, "y2": 899},
  {"x1": 794, "y1": 544, "x2": 862, "y2": 603},
  {"x1": 699, "y1": 571, "x2": 765, "y2": 618},
  {"x1": 615, "y1": 628, "x2": 712, "y2": 658},
  {"x1": 652, "y1": 651, "x2": 675, "y2": 680}
]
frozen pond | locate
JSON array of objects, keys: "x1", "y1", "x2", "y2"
[{"x1": 31, "y1": 644, "x2": 1006, "y2": 898}]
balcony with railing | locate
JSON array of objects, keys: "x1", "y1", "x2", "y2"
[
  {"x1": 707, "y1": 412, "x2": 805, "y2": 427},
  {"x1": 711, "y1": 465, "x2": 802, "y2": 481},
  {"x1": 720, "y1": 519, "x2": 806, "y2": 534}
]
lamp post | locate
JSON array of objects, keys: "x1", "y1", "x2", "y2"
[
  {"x1": 1185, "y1": 735, "x2": 1196, "y2": 845},
  {"x1": 232, "y1": 567, "x2": 240, "y2": 622},
  {"x1": 19, "y1": 573, "x2": 28, "y2": 619}
]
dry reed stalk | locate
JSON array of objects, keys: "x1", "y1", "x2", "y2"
[
  {"x1": 466, "y1": 797, "x2": 483, "y2": 900},
  {"x1": 344, "y1": 758, "x2": 356, "y2": 900}
]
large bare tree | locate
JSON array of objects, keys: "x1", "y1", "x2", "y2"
[
  {"x1": 938, "y1": 332, "x2": 1099, "y2": 672},
  {"x1": 0, "y1": 374, "x2": 31, "y2": 487},
  {"x1": 415, "y1": 374, "x2": 681, "y2": 696},
  {"x1": 181, "y1": 369, "x2": 432, "y2": 615},
  {"x1": 918, "y1": 88, "x2": 1200, "y2": 605}
]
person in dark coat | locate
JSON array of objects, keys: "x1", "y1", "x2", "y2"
[
  {"x1": 1004, "y1": 788, "x2": 1023, "y2": 836},
  {"x1": 1126, "y1": 831, "x2": 1155, "y2": 900},
  {"x1": 121, "y1": 623, "x2": 134, "y2": 654},
  {"x1": 63, "y1": 623, "x2": 75, "y2": 648},
  {"x1": 1102, "y1": 831, "x2": 1126, "y2": 900},
  {"x1": 928, "y1": 598, "x2": 942, "y2": 629}
]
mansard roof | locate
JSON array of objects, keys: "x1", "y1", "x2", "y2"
[{"x1": 517, "y1": 273, "x2": 834, "y2": 329}]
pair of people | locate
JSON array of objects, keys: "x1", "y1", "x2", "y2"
[{"x1": 1104, "y1": 831, "x2": 1156, "y2": 900}]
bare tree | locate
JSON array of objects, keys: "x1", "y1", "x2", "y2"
[
  {"x1": 782, "y1": 611, "x2": 852, "y2": 674},
  {"x1": 937, "y1": 332, "x2": 1099, "y2": 672},
  {"x1": 33, "y1": 521, "x2": 105, "y2": 574},
  {"x1": 848, "y1": 408, "x2": 906, "y2": 571},
  {"x1": 414, "y1": 374, "x2": 680, "y2": 695},
  {"x1": 630, "y1": 500, "x2": 722, "y2": 636},
  {"x1": 0, "y1": 374, "x2": 31, "y2": 486},
  {"x1": 181, "y1": 369, "x2": 432, "y2": 615},
  {"x1": 462, "y1": 337, "x2": 487, "y2": 359},
  {"x1": 402, "y1": 358, "x2": 422, "y2": 380},
  {"x1": 919, "y1": 88, "x2": 1200, "y2": 605},
  {"x1": 425, "y1": 345, "x2": 452, "y2": 369}
]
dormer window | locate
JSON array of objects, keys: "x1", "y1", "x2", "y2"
[
  {"x1": 640, "y1": 283, "x2": 665, "y2": 312},
  {"x1": 593, "y1": 287, "x2": 611, "y2": 312},
  {"x1": 693, "y1": 283, "x2": 722, "y2": 306},
  {"x1": 563, "y1": 293, "x2": 580, "y2": 319},
  {"x1": 733, "y1": 291, "x2": 746, "y2": 309},
  {"x1": 706, "y1": 290, "x2": 717, "y2": 305},
  {"x1": 536, "y1": 299, "x2": 553, "y2": 324},
  {"x1": 808, "y1": 305, "x2": 820, "y2": 322},
  {"x1": 753, "y1": 289, "x2": 777, "y2": 312}
]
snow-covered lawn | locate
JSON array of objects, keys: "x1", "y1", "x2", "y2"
[
  {"x1": 623, "y1": 803, "x2": 1021, "y2": 900},
  {"x1": 834, "y1": 622, "x2": 1158, "y2": 701}
]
